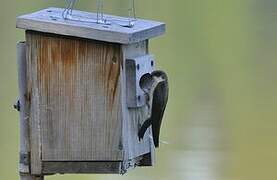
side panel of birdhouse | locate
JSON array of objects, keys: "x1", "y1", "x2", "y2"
[
  {"x1": 26, "y1": 31, "x2": 123, "y2": 174},
  {"x1": 121, "y1": 41, "x2": 155, "y2": 164}
]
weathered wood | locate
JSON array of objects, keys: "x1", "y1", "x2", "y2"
[
  {"x1": 42, "y1": 161, "x2": 122, "y2": 174},
  {"x1": 26, "y1": 32, "x2": 43, "y2": 175},
  {"x1": 24, "y1": 31, "x2": 155, "y2": 174},
  {"x1": 121, "y1": 41, "x2": 155, "y2": 163},
  {"x1": 17, "y1": 42, "x2": 30, "y2": 173},
  {"x1": 18, "y1": 41, "x2": 43, "y2": 180},
  {"x1": 26, "y1": 31, "x2": 123, "y2": 162},
  {"x1": 15, "y1": 4, "x2": 167, "y2": 176},
  {"x1": 16, "y1": 7, "x2": 165, "y2": 44}
]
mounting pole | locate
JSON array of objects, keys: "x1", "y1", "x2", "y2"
[{"x1": 17, "y1": 42, "x2": 44, "y2": 180}]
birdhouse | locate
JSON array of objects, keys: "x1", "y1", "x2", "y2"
[{"x1": 15, "y1": 7, "x2": 167, "y2": 178}]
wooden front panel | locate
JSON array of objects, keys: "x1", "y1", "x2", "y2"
[{"x1": 26, "y1": 31, "x2": 123, "y2": 163}]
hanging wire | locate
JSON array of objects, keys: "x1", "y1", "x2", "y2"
[
  {"x1": 62, "y1": 0, "x2": 137, "y2": 28},
  {"x1": 62, "y1": 0, "x2": 70, "y2": 19},
  {"x1": 127, "y1": 0, "x2": 136, "y2": 27},
  {"x1": 101, "y1": 0, "x2": 104, "y2": 21},
  {"x1": 130, "y1": 0, "x2": 137, "y2": 21},
  {"x1": 96, "y1": 0, "x2": 101, "y2": 23},
  {"x1": 62, "y1": 0, "x2": 78, "y2": 19}
]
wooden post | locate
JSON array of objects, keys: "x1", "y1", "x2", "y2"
[{"x1": 17, "y1": 42, "x2": 44, "y2": 180}]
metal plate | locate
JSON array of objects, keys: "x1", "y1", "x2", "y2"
[{"x1": 126, "y1": 55, "x2": 155, "y2": 108}]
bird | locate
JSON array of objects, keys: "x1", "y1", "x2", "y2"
[{"x1": 138, "y1": 70, "x2": 169, "y2": 148}]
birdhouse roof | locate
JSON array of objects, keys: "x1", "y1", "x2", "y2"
[{"x1": 16, "y1": 7, "x2": 165, "y2": 44}]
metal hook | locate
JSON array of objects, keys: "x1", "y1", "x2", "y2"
[
  {"x1": 96, "y1": 0, "x2": 109, "y2": 24},
  {"x1": 62, "y1": 0, "x2": 77, "y2": 19},
  {"x1": 128, "y1": 0, "x2": 137, "y2": 27}
]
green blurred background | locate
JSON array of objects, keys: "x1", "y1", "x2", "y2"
[{"x1": 1, "y1": 0, "x2": 277, "y2": 179}]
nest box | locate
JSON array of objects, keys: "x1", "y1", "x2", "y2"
[{"x1": 16, "y1": 7, "x2": 166, "y2": 176}]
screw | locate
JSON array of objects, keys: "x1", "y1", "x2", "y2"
[
  {"x1": 13, "y1": 100, "x2": 20, "y2": 112},
  {"x1": 136, "y1": 64, "x2": 140, "y2": 70},
  {"x1": 151, "y1": 60, "x2": 154, "y2": 67}
]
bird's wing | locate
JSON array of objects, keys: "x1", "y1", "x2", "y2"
[
  {"x1": 138, "y1": 74, "x2": 165, "y2": 141},
  {"x1": 137, "y1": 71, "x2": 169, "y2": 148},
  {"x1": 151, "y1": 70, "x2": 169, "y2": 148}
]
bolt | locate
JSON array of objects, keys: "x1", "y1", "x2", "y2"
[
  {"x1": 13, "y1": 100, "x2": 20, "y2": 112},
  {"x1": 151, "y1": 60, "x2": 154, "y2": 67}
]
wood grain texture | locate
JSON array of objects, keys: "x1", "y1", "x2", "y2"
[
  {"x1": 18, "y1": 42, "x2": 45, "y2": 179},
  {"x1": 42, "y1": 161, "x2": 122, "y2": 174},
  {"x1": 16, "y1": 7, "x2": 165, "y2": 44},
  {"x1": 26, "y1": 31, "x2": 123, "y2": 164},
  {"x1": 26, "y1": 32, "x2": 43, "y2": 175},
  {"x1": 121, "y1": 41, "x2": 155, "y2": 162},
  {"x1": 17, "y1": 42, "x2": 30, "y2": 173}
]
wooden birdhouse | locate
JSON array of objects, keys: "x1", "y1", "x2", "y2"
[{"x1": 15, "y1": 7, "x2": 167, "y2": 179}]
